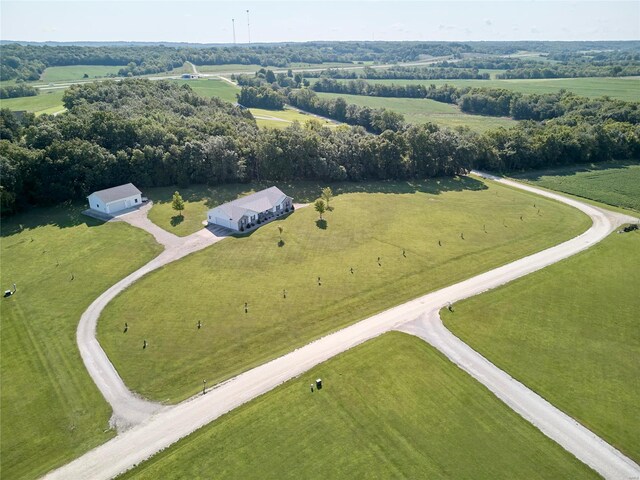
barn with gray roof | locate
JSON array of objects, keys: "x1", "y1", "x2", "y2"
[{"x1": 87, "y1": 183, "x2": 142, "y2": 214}]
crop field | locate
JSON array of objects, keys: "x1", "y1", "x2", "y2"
[
  {"x1": 39, "y1": 65, "x2": 125, "y2": 83},
  {"x1": 99, "y1": 177, "x2": 590, "y2": 402},
  {"x1": 171, "y1": 78, "x2": 239, "y2": 103},
  {"x1": 514, "y1": 161, "x2": 640, "y2": 212},
  {"x1": 316, "y1": 91, "x2": 516, "y2": 132},
  {"x1": 0, "y1": 89, "x2": 65, "y2": 115},
  {"x1": 327, "y1": 76, "x2": 640, "y2": 101},
  {"x1": 120, "y1": 332, "x2": 598, "y2": 479},
  {"x1": 444, "y1": 229, "x2": 640, "y2": 461},
  {"x1": 0, "y1": 205, "x2": 162, "y2": 480}
]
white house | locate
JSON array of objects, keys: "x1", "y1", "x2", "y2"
[
  {"x1": 87, "y1": 183, "x2": 142, "y2": 215},
  {"x1": 207, "y1": 186, "x2": 293, "y2": 231}
]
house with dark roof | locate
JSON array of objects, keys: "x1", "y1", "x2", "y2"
[
  {"x1": 207, "y1": 186, "x2": 293, "y2": 231},
  {"x1": 87, "y1": 183, "x2": 142, "y2": 214}
]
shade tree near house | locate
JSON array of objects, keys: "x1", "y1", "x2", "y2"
[
  {"x1": 172, "y1": 191, "x2": 185, "y2": 218},
  {"x1": 314, "y1": 199, "x2": 326, "y2": 220}
]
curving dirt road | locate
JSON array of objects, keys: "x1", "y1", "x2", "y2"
[{"x1": 45, "y1": 176, "x2": 639, "y2": 479}]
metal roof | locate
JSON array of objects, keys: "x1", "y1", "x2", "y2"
[
  {"x1": 89, "y1": 183, "x2": 141, "y2": 204},
  {"x1": 210, "y1": 186, "x2": 291, "y2": 220}
]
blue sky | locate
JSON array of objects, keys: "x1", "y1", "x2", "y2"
[{"x1": 2, "y1": 1, "x2": 638, "y2": 43}]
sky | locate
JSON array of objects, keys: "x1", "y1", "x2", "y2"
[{"x1": 1, "y1": 1, "x2": 638, "y2": 44}]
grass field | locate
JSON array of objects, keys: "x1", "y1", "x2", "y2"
[
  {"x1": 316, "y1": 92, "x2": 516, "y2": 132},
  {"x1": 327, "y1": 76, "x2": 640, "y2": 102},
  {"x1": 514, "y1": 161, "x2": 640, "y2": 212},
  {"x1": 443, "y1": 229, "x2": 640, "y2": 461},
  {"x1": 119, "y1": 332, "x2": 598, "y2": 479},
  {"x1": 39, "y1": 65, "x2": 125, "y2": 83},
  {"x1": 99, "y1": 177, "x2": 590, "y2": 402},
  {"x1": 0, "y1": 89, "x2": 65, "y2": 115},
  {"x1": 250, "y1": 106, "x2": 336, "y2": 129},
  {"x1": 0, "y1": 205, "x2": 162, "y2": 480},
  {"x1": 171, "y1": 78, "x2": 240, "y2": 103}
]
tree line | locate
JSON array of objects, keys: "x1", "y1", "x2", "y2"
[
  {"x1": 0, "y1": 84, "x2": 38, "y2": 99},
  {"x1": 3, "y1": 41, "x2": 638, "y2": 82},
  {"x1": 1, "y1": 79, "x2": 638, "y2": 216},
  {"x1": 310, "y1": 78, "x2": 640, "y2": 123},
  {"x1": 306, "y1": 66, "x2": 490, "y2": 80}
]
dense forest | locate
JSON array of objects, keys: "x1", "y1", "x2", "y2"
[
  {"x1": 2, "y1": 40, "x2": 639, "y2": 81},
  {"x1": 1, "y1": 79, "x2": 638, "y2": 215}
]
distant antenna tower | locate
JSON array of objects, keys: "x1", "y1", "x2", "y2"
[
  {"x1": 232, "y1": 18, "x2": 236, "y2": 44},
  {"x1": 246, "y1": 9, "x2": 251, "y2": 44}
]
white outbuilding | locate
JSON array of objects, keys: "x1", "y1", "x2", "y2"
[
  {"x1": 207, "y1": 186, "x2": 293, "y2": 231},
  {"x1": 87, "y1": 183, "x2": 142, "y2": 215}
]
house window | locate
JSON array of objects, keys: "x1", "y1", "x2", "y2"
[
  {"x1": 135, "y1": 198, "x2": 138, "y2": 203},
  {"x1": 96, "y1": 204, "x2": 99, "y2": 208}
]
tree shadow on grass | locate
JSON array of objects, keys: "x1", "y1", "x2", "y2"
[
  {"x1": 278, "y1": 239, "x2": 285, "y2": 247},
  {"x1": 143, "y1": 175, "x2": 489, "y2": 210},
  {"x1": 316, "y1": 219, "x2": 327, "y2": 230},
  {"x1": 170, "y1": 215, "x2": 184, "y2": 227},
  {"x1": 1, "y1": 201, "x2": 102, "y2": 237}
]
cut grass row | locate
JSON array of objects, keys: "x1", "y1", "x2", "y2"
[
  {"x1": 99, "y1": 177, "x2": 591, "y2": 403},
  {"x1": 514, "y1": 161, "x2": 640, "y2": 212},
  {"x1": 0, "y1": 205, "x2": 163, "y2": 480},
  {"x1": 443, "y1": 229, "x2": 640, "y2": 462},
  {"x1": 119, "y1": 332, "x2": 598, "y2": 479},
  {"x1": 315, "y1": 91, "x2": 517, "y2": 132}
]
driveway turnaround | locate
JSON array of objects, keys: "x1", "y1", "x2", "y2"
[{"x1": 46, "y1": 176, "x2": 639, "y2": 479}]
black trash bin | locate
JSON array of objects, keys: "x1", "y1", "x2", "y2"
[{"x1": 316, "y1": 378, "x2": 322, "y2": 390}]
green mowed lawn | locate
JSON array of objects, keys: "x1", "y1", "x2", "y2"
[
  {"x1": 119, "y1": 332, "x2": 598, "y2": 480},
  {"x1": 0, "y1": 205, "x2": 162, "y2": 480},
  {"x1": 146, "y1": 180, "x2": 425, "y2": 237},
  {"x1": 316, "y1": 92, "x2": 516, "y2": 132},
  {"x1": 330, "y1": 76, "x2": 640, "y2": 102},
  {"x1": 99, "y1": 177, "x2": 590, "y2": 402},
  {"x1": 514, "y1": 161, "x2": 640, "y2": 212},
  {"x1": 40, "y1": 65, "x2": 125, "y2": 83},
  {"x1": 443, "y1": 229, "x2": 640, "y2": 461},
  {"x1": 0, "y1": 89, "x2": 65, "y2": 115},
  {"x1": 170, "y1": 78, "x2": 239, "y2": 103}
]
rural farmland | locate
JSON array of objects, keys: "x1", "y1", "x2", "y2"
[{"x1": 1, "y1": 20, "x2": 639, "y2": 480}]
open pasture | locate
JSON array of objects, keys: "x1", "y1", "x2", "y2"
[
  {"x1": 444, "y1": 229, "x2": 640, "y2": 461},
  {"x1": 119, "y1": 332, "x2": 598, "y2": 479},
  {"x1": 316, "y1": 91, "x2": 516, "y2": 132},
  {"x1": 99, "y1": 177, "x2": 590, "y2": 402},
  {"x1": 171, "y1": 78, "x2": 239, "y2": 103},
  {"x1": 0, "y1": 205, "x2": 162, "y2": 480},
  {"x1": 39, "y1": 65, "x2": 125, "y2": 83},
  {"x1": 514, "y1": 161, "x2": 640, "y2": 213},
  {"x1": 0, "y1": 89, "x2": 65, "y2": 115},
  {"x1": 327, "y1": 76, "x2": 640, "y2": 101}
]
